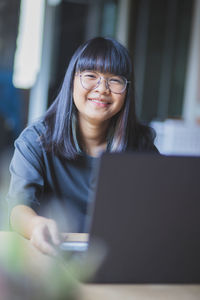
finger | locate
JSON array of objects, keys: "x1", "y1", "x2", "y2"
[
  {"x1": 60, "y1": 232, "x2": 69, "y2": 242},
  {"x1": 48, "y1": 221, "x2": 61, "y2": 246},
  {"x1": 39, "y1": 240, "x2": 58, "y2": 256},
  {"x1": 31, "y1": 229, "x2": 58, "y2": 256},
  {"x1": 32, "y1": 238, "x2": 58, "y2": 256}
]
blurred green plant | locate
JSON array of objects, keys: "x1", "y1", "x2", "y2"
[
  {"x1": 0, "y1": 233, "x2": 78, "y2": 300},
  {"x1": 0, "y1": 232, "x2": 106, "y2": 300}
]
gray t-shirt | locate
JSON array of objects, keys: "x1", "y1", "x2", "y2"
[{"x1": 7, "y1": 121, "x2": 97, "y2": 232}]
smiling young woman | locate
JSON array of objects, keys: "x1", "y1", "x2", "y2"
[
  {"x1": 73, "y1": 70, "x2": 126, "y2": 127},
  {"x1": 73, "y1": 69, "x2": 127, "y2": 157},
  {"x1": 7, "y1": 37, "x2": 158, "y2": 255}
]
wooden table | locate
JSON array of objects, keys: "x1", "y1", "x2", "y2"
[
  {"x1": 0, "y1": 231, "x2": 200, "y2": 300},
  {"x1": 79, "y1": 284, "x2": 200, "y2": 300}
]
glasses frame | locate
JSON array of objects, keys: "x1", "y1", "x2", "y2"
[{"x1": 79, "y1": 71, "x2": 130, "y2": 94}]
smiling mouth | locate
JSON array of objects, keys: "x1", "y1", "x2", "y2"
[{"x1": 88, "y1": 98, "x2": 111, "y2": 105}]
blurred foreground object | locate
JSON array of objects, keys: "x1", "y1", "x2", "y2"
[
  {"x1": 0, "y1": 232, "x2": 104, "y2": 300},
  {"x1": 0, "y1": 150, "x2": 13, "y2": 230},
  {"x1": 0, "y1": 232, "x2": 77, "y2": 300}
]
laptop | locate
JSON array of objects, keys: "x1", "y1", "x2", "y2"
[{"x1": 61, "y1": 152, "x2": 200, "y2": 283}]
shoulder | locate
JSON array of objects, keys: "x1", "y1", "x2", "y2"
[
  {"x1": 10, "y1": 120, "x2": 48, "y2": 175},
  {"x1": 16, "y1": 120, "x2": 46, "y2": 145},
  {"x1": 14, "y1": 120, "x2": 47, "y2": 158}
]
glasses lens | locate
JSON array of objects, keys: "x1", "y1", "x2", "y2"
[
  {"x1": 108, "y1": 76, "x2": 127, "y2": 93},
  {"x1": 80, "y1": 71, "x2": 99, "y2": 90}
]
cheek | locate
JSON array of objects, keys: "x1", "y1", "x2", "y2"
[
  {"x1": 73, "y1": 78, "x2": 83, "y2": 107},
  {"x1": 73, "y1": 89, "x2": 78, "y2": 107},
  {"x1": 116, "y1": 94, "x2": 126, "y2": 111}
]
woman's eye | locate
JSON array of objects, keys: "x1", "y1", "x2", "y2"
[
  {"x1": 84, "y1": 73, "x2": 97, "y2": 79},
  {"x1": 110, "y1": 77, "x2": 123, "y2": 84}
]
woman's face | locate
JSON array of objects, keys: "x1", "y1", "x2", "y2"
[{"x1": 73, "y1": 70, "x2": 126, "y2": 125}]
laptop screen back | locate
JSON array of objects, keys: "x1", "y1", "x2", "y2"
[{"x1": 88, "y1": 153, "x2": 200, "y2": 283}]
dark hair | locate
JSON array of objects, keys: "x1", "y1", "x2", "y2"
[{"x1": 42, "y1": 37, "x2": 156, "y2": 159}]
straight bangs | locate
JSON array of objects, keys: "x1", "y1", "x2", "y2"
[{"x1": 75, "y1": 38, "x2": 132, "y2": 79}]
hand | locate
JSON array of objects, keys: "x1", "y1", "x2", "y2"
[{"x1": 30, "y1": 217, "x2": 61, "y2": 256}]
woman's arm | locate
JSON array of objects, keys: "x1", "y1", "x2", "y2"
[
  {"x1": 7, "y1": 123, "x2": 63, "y2": 255},
  {"x1": 10, "y1": 204, "x2": 61, "y2": 255}
]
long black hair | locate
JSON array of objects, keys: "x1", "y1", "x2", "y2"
[{"x1": 42, "y1": 37, "x2": 156, "y2": 159}]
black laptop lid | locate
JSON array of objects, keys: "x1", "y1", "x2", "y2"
[{"x1": 88, "y1": 153, "x2": 200, "y2": 283}]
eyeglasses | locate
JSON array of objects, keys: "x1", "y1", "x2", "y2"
[{"x1": 79, "y1": 71, "x2": 130, "y2": 94}]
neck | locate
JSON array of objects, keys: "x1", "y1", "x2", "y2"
[{"x1": 78, "y1": 117, "x2": 109, "y2": 157}]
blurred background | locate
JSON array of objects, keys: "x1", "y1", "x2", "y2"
[{"x1": 0, "y1": 0, "x2": 200, "y2": 155}]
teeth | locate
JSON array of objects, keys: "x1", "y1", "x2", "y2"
[
  {"x1": 89, "y1": 99, "x2": 109, "y2": 104},
  {"x1": 93, "y1": 100, "x2": 103, "y2": 103}
]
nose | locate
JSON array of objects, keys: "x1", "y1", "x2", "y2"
[{"x1": 95, "y1": 77, "x2": 110, "y2": 93}]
